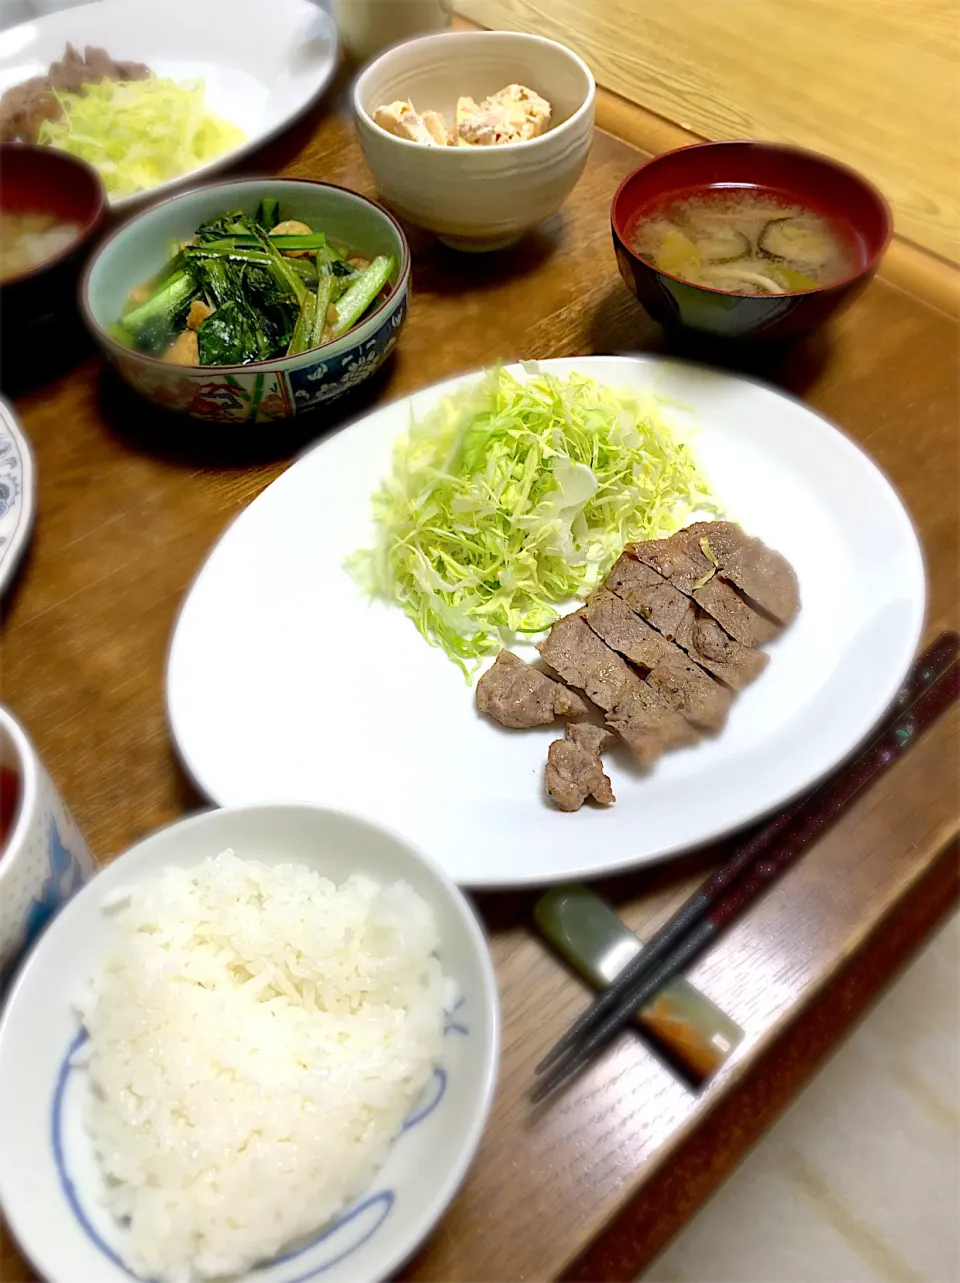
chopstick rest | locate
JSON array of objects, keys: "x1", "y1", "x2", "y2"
[{"x1": 534, "y1": 885, "x2": 744, "y2": 1083}]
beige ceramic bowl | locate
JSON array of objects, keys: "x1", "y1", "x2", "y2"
[{"x1": 354, "y1": 30, "x2": 596, "y2": 251}]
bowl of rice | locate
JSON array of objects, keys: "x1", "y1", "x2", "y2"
[{"x1": 0, "y1": 803, "x2": 500, "y2": 1283}]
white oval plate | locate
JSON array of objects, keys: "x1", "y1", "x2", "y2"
[
  {"x1": 167, "y1": 356, "x2": 926, "y2": 887},
  {"x1": 0, "y1": 396, "x2": 35, "y2": 595},
  {"x1": 0, "y1": 0, "x2": 338, "y2": 211}
]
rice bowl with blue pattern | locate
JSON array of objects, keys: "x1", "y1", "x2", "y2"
[
  {"x1": 0, "y1": 803, "x2": 499, "y2": 1283},
  {"x1": 81, "y1": 178, "x2": 410, "y2": 424}
]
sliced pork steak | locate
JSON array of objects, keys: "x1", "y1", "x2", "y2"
[
  {"x1": 672, "y1": 603, "x2": 770, "y2": 690},
  {"x1": 476, "y1": 523, "x2": 796, "y2": 809},
  {"x1": 625, "y1": 532, "x2": 779, "y2": 648},
  {"x1": 476, "y1": 649, "x2": 589, "y2": 729},
  {"x1": 0, "y1": 44, "x2": 151, "y2": 143},
  {"x1": 603, "y1": 553, "x2": 766, "y2": 690},
  {"x1": 583, "y1": 588, "x2": 675, "y2": 669},
  {"x1": 537, "y1": 613, "x2": 697, "y2": 766},
  {"x1": 546, "y1": 723, "x2": 615, "y2": 812},
  {"x1": 583, "y1": 590, "x2": 732, "y2": 733},
  {"x1": 604, "y1": 553, "x2": 690, "y2": 639},
  {"x1": 684, "y1": 521, "x2": 800, "y2": 625}
]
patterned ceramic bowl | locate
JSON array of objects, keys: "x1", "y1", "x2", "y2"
[
  {"x1": 0, "y1": 397, "x2": 36, "y2": 597},
  {"x1": 0, "y1": 803, "x2": 500, "y2": 1283},
  {"x1": 0, "y1": 704, "x2": 96, "y2": 983},
  {"x1": 81, "y1": 179, "x2": 410, "y2": 423}
]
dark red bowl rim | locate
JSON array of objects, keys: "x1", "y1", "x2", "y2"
[
  {"x1": 80, "y1": 176, "x2": 412, "y2": 375},
  {"x1": 610, "y1": 139, "x2": 894, "y2": 300},
  {"x1": 0, "y1": 142, "x2": 107, "y2": 290}
]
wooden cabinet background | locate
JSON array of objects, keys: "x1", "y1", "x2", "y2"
[{"x1": 457, "y1": 0, "x2": 960, "y2": 266}]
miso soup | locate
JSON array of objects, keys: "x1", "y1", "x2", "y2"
[
  {"x1": 0, "y1": 210, "x2": 80, "y2": 283},
  {"x1": 630, "y1": 188, "x2": 855, "y2": 296}
]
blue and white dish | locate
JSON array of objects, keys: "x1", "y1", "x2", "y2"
[
  {"x1": 0, "y1": 398, "x2": 35, "y2": 596},
  {"x1": 0, "y1": 803, "x2": 500, "y2": 1283},
  {"x1": 0, "y1": 705, "x2": 96, "y2": 981}
]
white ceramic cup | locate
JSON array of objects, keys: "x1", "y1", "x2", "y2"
[
  {"x1": 0, "y1": 705, "x2": 96, "y2": 980},
  {"x1": 333, "y1": 0, "x2": 451, "y2": 66}
]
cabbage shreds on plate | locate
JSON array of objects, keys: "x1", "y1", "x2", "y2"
[
  {"x1": 348, "y1": 366, "x2": 721, "y2": 677},
  {"x1": 38, "y1": 77, "x2": 244, "y2": 197}
]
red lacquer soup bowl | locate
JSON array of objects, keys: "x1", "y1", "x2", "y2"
[
  {"x1": 611, "y1": 140, "x2": 892, "y2": 342},
  {"x1": 0, "y1": 143, "x2": 106, "y2": 337}
]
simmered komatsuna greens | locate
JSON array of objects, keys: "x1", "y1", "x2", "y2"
[
  {"x1": 113, "y1": 199, "x2": 395, "y2": 366},
  {"x1": 348, "y1": 365, "x2": 721, "y2": 675}
]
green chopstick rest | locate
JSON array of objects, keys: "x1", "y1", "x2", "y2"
[{"x1": 534, "y1": 885, "x2": 744, "y2": 1082}]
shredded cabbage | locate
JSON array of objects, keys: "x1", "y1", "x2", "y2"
[
  {"x1": 38, "y1": 77, "x2": 244, "y2": 197},
  {"x1": 348, "y1": 366, "x2": 722, "y2": 676}
]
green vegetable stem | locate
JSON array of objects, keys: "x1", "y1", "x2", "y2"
[
  {"x1": 331, "y1": 256, "x2": 394, "y2": 335},
  {"x1": 119, "y1": 270, "x2": 199, "y2": 355},
  {"x1": 117, "y1": 204, "x2": 393, "y2": 365}
]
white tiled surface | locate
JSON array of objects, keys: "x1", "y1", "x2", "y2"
[{"x1": 644, "y1": 911, "x2": 960, "y2": 1283}]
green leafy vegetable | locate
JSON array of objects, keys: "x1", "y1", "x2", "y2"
[
  {"x1": 117, "y1": 203, "x2": 394, "y2": 366},
  {"x1": 256, "y1": 198, "x2": 280, "y2": 230},
  {"x1": 348, "y1": 366, "x2": 721, "y2": 676},
  {"x1": 286, "y1": 293, "x2": 318, "y2": 357},
  {"x1": 310, "y1": 270, "x2": 334, "y2": 349},
  {"x1": 331, "y1": 256, "x2": 394, "y2": 335},
  {"x1": 196, "y1": 301, "x2": 265, "y2": 365},
  {"x1": 117, "y1": 270, "x2": 198, "y2": 355},
  {"x1": 255, "y1": 228, "x2": 308, "y2": 308}
]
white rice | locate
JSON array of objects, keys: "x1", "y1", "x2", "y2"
[{"x1": 76, "y1": 850, "x2": 448, "y2": 1283}]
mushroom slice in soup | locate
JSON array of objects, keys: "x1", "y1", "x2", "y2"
[{"x1": 700, "y1": 265, "x2": 787, "y2": 295}]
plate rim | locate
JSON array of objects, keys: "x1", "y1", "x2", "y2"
[
  {"x1": 0, "y1": 396, "x2": 36, "y2": 597},
  {"x1": 165, "y1": 354, "x2": 927, "y2": 887},
  {"x1": 0, "y1": 0, "x2": 339, "y2": 212}
]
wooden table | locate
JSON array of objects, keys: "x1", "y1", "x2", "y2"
[{"x1": 2, "y1": 90, "x2": 958, "y2": 1283}]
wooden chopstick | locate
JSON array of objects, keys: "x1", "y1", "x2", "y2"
[
  {"x1": 536, "y1": 630, "x2": 959, "y2": 1077},
  {"x1": 533, "y1": 632, "x2": 960, "y2": 1102}
]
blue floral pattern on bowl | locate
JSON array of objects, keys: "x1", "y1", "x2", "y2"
[
  {"x1": 0, "y1": 707, "x2": 96, "y2": 986},
  {"x1": 22, "y1": 818, "x2": 89, "y2": 944},
  {"x1": 286, "y1": 296, "x2": 408, "y2": 412},
  {"x1": 0, "y1": 398, "x2": 34, "y2": 592},
  {"x1": 52, "y1": 995, "x2": 469, "y2": 1282}
]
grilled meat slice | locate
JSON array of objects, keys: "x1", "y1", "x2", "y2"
[
  {"x1": 0, "y1": 43, "x2": 151, "y2": 143},
  {"x1": 546, "y1": 723, "x2": 615, "y2": 812},
  {"x1": 603, "y1": 554, "x2": 766, "y2": 690},
  {"x1": 538, "y1": 614, "x2": 698, "y2": 766},
  {"x1": 582, "y1": 590, "x2": 732, "y2": 734},
  {"x1": 604, "y1": 552, "x2": 690, "y2": 639},
  {"x1": 476, "y1": 649, "x2": 589, "y2": 729},
  {"x1": 645, "y1": 654, "x2": 732, "y2": 734},
  {"x1": 625, "y1": 533, "x2": 779, "y2": 648},
  {"x1": 684, "y1": 521, "x2": 800, "y2": 625},
  {"x1": 584, "y1": 587, "x2": 675, "y2": 669},
  {"x1": 672, "y1": 603, "x2": 770, "y2": 691}
]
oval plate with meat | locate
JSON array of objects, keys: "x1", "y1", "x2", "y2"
[
  {"x1": 0, "y1": 0, "x2": 337, "y2": 211},
  {"x1": 166, "y1": 356, "x2": 926, "y2": 887}
]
